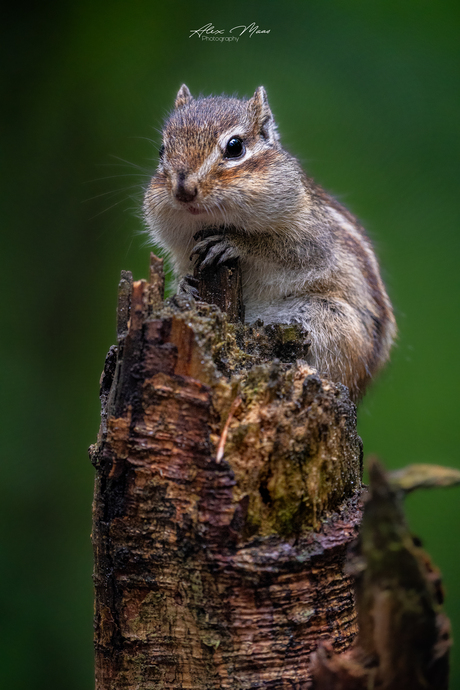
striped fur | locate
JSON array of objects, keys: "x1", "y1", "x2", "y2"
[{"x1": 144, "y1": 85, "x2": 396, "y2": 401}]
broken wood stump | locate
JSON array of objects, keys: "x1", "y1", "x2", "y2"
[
  {"x1": 90, "y1": 252, "x2": 364, "y2": 689},
  {"x1": 312, "y1": 460, "x2": 452, "y2": 690}
]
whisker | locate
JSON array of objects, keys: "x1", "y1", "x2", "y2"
[
  {"x1": 87, "y1": 197, "x2": 136, "y2": 220},
  {"x1": 129, "y1": 135, "x2": 162, "y2": 146},
  {"x1": 84, "y1": 173, "x2": 151, "y2": 183},
  {"x1": 82, "y1": 184, "x2": 145, "y2": 203},
  {"x1": 109, "y1": 155, "x2": 153, "y2": 174}
]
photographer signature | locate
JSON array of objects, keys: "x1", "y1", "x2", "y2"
[{"x1": 189, "y1": 23, "x2": 270, "y2": 39}]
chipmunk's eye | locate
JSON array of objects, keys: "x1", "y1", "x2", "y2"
[
  {"x1": 159, "y1": 145, "x2": 165, "y2": 160},
  {"x1": 224, "y1": 137, "x2": 244, "y2": 159}
]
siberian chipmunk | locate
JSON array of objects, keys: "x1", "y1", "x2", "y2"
[{"x1": 144, "y1": 84, "x2": 396, "y2": 401}]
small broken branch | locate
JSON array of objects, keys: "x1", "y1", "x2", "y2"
[{"x1": 192, "y1": 228, "x2": 245, "y2": 323}]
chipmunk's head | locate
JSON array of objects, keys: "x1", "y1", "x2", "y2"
[{"x1": 144, "y1": 85, "x2": 301, "y2": 241}]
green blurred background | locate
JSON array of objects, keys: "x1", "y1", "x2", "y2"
[{"x1": 2, "y1": 1, "x2": 459, "y2": 687}]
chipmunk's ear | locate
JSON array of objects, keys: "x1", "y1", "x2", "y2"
[
  {"x1": 249, "y1": 86, "x2": 280, "y2": 143},
  {"x1": 175, "y1": 84, "x2": 193, "y2": 109}
]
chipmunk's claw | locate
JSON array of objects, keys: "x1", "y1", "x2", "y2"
[
  {"x1": 217, "y1": 246, "x2": 239, "y2": 265},
  {"x1": 191, "y1": 235, "x2": 239, "y2": 270},
  {"x1": 178, "y1": 274, "x2": 200, "y2": 299}
]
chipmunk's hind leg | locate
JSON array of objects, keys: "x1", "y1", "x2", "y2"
[{"x1": 295, "y1": 296, "x2": 375, "y2": 402}]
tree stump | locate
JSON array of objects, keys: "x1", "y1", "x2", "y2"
[{"x1": 90, "y1": 253, "x2": 364, "y2": 689}]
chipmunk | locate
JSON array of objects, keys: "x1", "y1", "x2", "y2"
[{"x1": 143, "y1": 84, "x2": 396, "y2": 401}]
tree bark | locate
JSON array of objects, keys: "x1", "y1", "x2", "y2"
[
  {"x1": 90, "y1": 253, "x2": 365, "y2": 689},
  {"x1": 194, "y1": 258, "x2": 245, "y2": 324}
]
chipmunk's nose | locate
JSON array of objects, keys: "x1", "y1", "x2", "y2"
[{"x1": 174, "y1": 171, "x2": 197, "y2": 203}]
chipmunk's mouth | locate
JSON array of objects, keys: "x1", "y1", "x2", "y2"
[{"x1": 186, "y1": 204, "x2": 207, "y2": 216}]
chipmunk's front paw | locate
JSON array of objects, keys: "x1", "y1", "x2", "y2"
[
  {"x1": 191, "y1": 235, "x2": 240, "y2": 270},
  {"x1": 178, "y1": 274, "x2": 200, "y2": 299}
]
